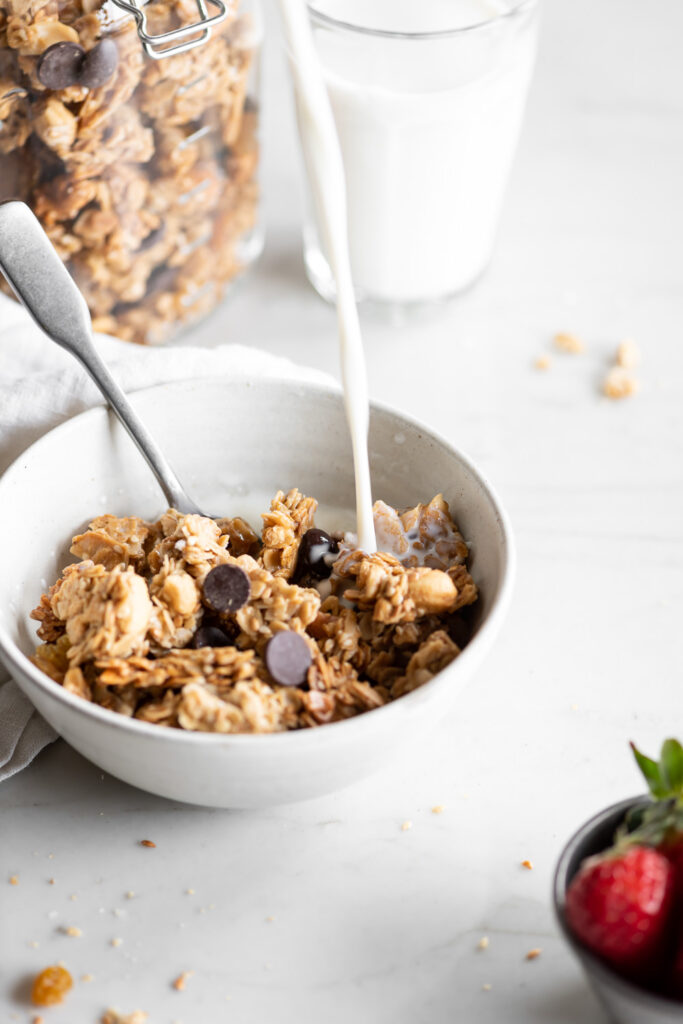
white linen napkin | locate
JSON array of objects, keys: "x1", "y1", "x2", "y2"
[{"x1": 0, "y1": 296, "x2": 333, "y2": 780}]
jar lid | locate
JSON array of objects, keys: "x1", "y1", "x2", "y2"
[{"x1": 110, "y1": 0, "x2": 229, "y2": 58}]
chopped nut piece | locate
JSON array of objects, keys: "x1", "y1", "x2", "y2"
[
  {"x1": 616, "y1": 339, "x2": 640, "y2": 369},
  {"x1": 101, "y1": 1012, "x2": 148, "y2": 1024},
  {"x1": 63, "y1": 926, "x2": 82, "y2": 937},
  {"x1": 526, "y1": 947, "x2": 542, "y2": 961},
  {"x1": 554, "y1": 331, "x2": 584, "y2": 354},
  {"x1": 604, "y1": 366, "x2": 639, "y2": 399},
  {"x1": 477, "y1": 936, "x2": 489, "y2": 950},
  {"x1": 173, "y1": 970, "x2": 194, "y2": 991}
]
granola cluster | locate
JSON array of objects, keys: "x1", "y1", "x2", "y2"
[
  {"x1": 31, "y1": 490, "x2": 479, "y2": 733},
  {"x1": 0, "y1": 0, "x2": 260, "y2": 345}
]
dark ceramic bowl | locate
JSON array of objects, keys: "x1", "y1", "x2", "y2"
[{"x1": 554, "y1": 796, "x2": 683, "y2": 1024}]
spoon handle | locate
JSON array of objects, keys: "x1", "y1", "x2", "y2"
[{"x1": 0, "y1": 201, "x2": 197, "y2": 514}]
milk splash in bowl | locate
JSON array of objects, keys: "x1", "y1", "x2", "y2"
[{"x1": 302, "y1": 0, "x2": 539, "y2": 310}]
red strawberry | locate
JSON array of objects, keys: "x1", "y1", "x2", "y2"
[{"x1": 566, "y1": 845, "x2": 674, "y2": 975}]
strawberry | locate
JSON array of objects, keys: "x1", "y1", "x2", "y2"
[{"x1": 566, "y1": 845, "x2": 674, "y2": 975}]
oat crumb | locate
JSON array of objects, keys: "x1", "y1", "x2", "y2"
[
  {"x1": 604, "y1": 365, "x2": 639, "y2": 400},
  {"x1": 185, "y1": 888, "x2": 195, "y2": 895},
  {"x1": 521, "y1": 859, "x2": 533, "y2": 870},
  {"x1": 48, "y1": 878, "x2": 56, "y2": 885},
  {"x1": 125, "y1": 891, "x2": 135, "y2": 899},
  {"x1": 616, "y1": 339, "x2": 640, "y2": 369},
  {"x1": 554, "y1": 331, "x2": 584, "y2": 354},
  {"x1": 570, "y1": 703, "x2": 579, "y2": 711},
  {"x1": 33, "y1": 1016, "x2": 45, "y2": 1024},
  {"x1": 101, "y1": 1011, "x2": 148, "y2": 1024},
  {"x1": 482, "y1": 983, "x2": 492, "y2": 992},
  {"x1": 401, "y1": 820, "x2": 413, "y2": 831},
  {"x1": 70, "y1": 893, "x2": 78, "y2": 901},
  {"x1": 265, "y1": 915, "x2": 275, "y2": 922},
  {"x1": 477, "y1": 936, "x2": 489, "y2": 951},
  {"x1": 111, "y1": 937, "x2": 123, "y2": 947},
  {"x1": 64, "y1": 925, "x2": 82, "y2": 937},
  {"x1": 140, "y1": 839, "x2": 156, "y2": 848},
  {"x1": 81, "y1": 973, "x2": 94, "y2": 982},
  {"x1": 173, "y1": 970, "x2": 194, "y2": 991},
  {"x1": 526, "y1": 947, "x2": 542, "y2": 961},
  {"x1": 534, "y1": 354, "x2": 551, "y2": 371},
  {"x1": 29, "y1": 940, "x2": 39, "y2": 949},
  {"x1": 431, "y1": 804, "x2": 445, "y2": 814},
  {"x1": 9, "y1": 874, "x2": 19, "y2": 885}
]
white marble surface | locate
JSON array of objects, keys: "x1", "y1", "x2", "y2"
[{"x1": 3, "y1": 0, "x2": 683, "y2": 1020}]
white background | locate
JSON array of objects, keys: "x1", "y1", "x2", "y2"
[{"x1": 3, "y1": 0, "x2": 683, "y2": 1020}]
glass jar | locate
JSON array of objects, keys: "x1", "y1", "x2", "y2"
[{"x1": 0, "y1": 0, "x2": 263, "y2": 344}]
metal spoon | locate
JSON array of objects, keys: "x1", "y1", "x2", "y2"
[{"x1": 0, "y1": 200, "x2": 202, "y2": 515}]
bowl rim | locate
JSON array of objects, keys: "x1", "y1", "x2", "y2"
[
  {"x1": 0, "y1": 374, "x2": 516, "y2": 747},
  {"x1": 553, "y1": 793, "x2": 683, "y2": 1013}
]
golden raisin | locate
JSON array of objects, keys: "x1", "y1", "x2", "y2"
[{"x1": 31, "y1": 965, "x2": 73, "y2": 1006}]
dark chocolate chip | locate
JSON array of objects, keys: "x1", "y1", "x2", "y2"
[
  {"x1": 37, "y1": 42, "x2": 85, "y2": 90},
  {"x1": 202, "y1": 564, "x2": 251, "y2": 614},
  {"x1": 264, "y1": 631, "x2": 312, "y2": 688},
  {"x1": 78, "y1": 38, "x2": 118, "y2": 90},
  {"x1": 294, "y1": 528, "x2": 339, "y2": 582},
  {"x1": 139, "y1": 224, "x2": 165, "y2": 252},
  {"x1": 145, "y1": 264, "x2": 178, "y2": 297},
  {"x1": 192, "y1": 624, "x2": 233, "y2": 649}
]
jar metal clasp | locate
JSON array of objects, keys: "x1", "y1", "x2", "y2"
[{"x1": 109, "y1": 0, "x2": 228, "y2": 58}]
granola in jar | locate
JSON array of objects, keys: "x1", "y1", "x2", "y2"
[
  {"x1": 31, "y1": 491, "x2": 479, "y2": 733},
  {"x1": 0, "y1": 0, "x2": 262, "y2": 344}
]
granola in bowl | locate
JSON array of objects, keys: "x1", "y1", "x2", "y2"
[{"x1": 30, "y1": 490, "x2": 478, "y2": 734}]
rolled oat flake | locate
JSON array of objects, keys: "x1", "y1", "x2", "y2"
[
  {"x1": 202, "y1": 564, "x2": 251, "y2": 613},
  {"x1": 36, "y1": 41, "x2": 85, "y2": 89},
  {"x1": 265, "y1": 631, "x2": 312, "y2": 688}
]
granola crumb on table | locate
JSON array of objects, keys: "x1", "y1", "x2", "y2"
[{"x1": 30, "y1": 492, "x2": 479, "y2": 734}]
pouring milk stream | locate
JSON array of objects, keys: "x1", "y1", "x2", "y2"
[{"x1": 277, "y1": 0, "x2": 376, "y2": 554}]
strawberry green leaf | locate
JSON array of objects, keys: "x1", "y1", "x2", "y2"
[
  {"x1": 660, "y1": 739, "x2": 683, "y2": 795},
  {"x1": 631, "y1": 741, "x2": 669, "y2": 799}
]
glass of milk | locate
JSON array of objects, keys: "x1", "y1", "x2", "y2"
[{"x1": 296, "y1": 0, "x2": 540, "y2": 313}]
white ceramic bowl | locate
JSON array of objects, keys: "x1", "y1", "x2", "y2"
[{"x1": 0, "y1": 378, "x2": 514, "y2": 808}]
